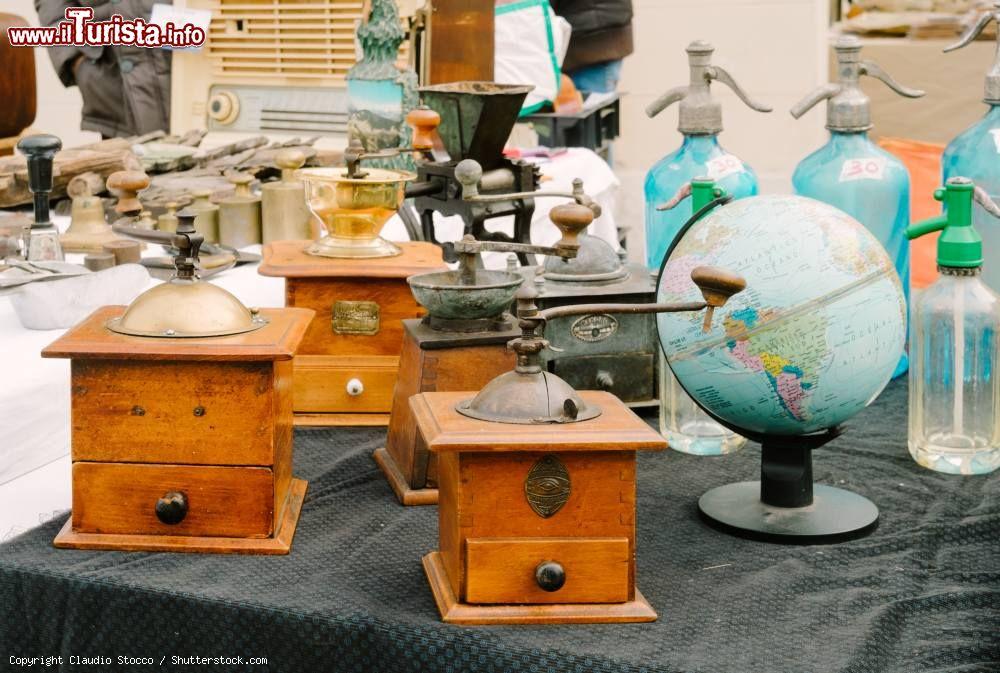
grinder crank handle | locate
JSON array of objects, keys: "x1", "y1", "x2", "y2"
[
  {"x1": 454, "y1": 159, "x2": 603, "y2": 218},
  {"x1": 16, "y1": 134, "x2": 62, "y2": 229},
  {"x1": 525, "y1": 265, "x2": 747, "y2": 332},
  {"x1": 449, "y1": 202, "x2": 597, "y2": 285},
  {"x1": 343, "y1": 106, "x2": 443, "y2": 177},
  {"x1": 112, "y1": 211, "x2": 205, "y2": 272}
]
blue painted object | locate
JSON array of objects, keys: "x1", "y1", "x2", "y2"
[
  {"x1": 644, "y1": 42, "x2": 771, "y2": 456},
  {"x1": 643, "y1": 40, "x2": 771, "y2": 270},
  {"x1": 645, "y1": 135, "x2": 759, "y2": 269},
  {"x1": 790, "y1": 36, "x2": 924, "y2": 378},
  {"x1": 942, "y1": 5, "x2": 1000, "y2": 293}
]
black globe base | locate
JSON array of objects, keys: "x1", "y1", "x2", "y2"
[
  {"x1": 698, "y1": 481, "x2": 878, "y2": 544},
  {"x1": 697, "y1": 429, "x2": 878, "y2": 544}
]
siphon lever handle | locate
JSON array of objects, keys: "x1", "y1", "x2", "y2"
[
  {"x1": 859, "y1": 60, "x2": 924, "y2": 99},
  {"x1": 710, "y1": 65, "x2": 773, "y2": 113},
  {"x1": 944, "y1": 2, "x2": 999, "y2": 53}
]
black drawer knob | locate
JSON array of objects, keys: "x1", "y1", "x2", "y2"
[
  {"x1": 155, "y1": 491, "x2": 188, "y2": 525},
  {"x1": 535, "y1": 561, "x2": 566, "y2": 592}
]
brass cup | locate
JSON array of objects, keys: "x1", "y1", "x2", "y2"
[{"x1": 296, "y1": 167, "x2": 416, "y2": 259}]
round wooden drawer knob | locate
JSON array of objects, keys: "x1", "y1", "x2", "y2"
[
  {"x1": 346, "y1": 378, "x2": 364, "y2": 396},
  {"x1": 155, "y1": 491, "x2": 188, "y2": 525},
  {"x1": 535, "y1": 561, "x2": 566, "y2": 592}
]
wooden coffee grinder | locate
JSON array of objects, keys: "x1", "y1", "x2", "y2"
[
  {"x1": 375, "y1": 173, "x2": 606, "y2": 506},
  {"x1": 413, "y1": 224, "x2": 747, "y2": 623},
  {"x1": 259, "y1": 113, "x2": 447, "y2": 426},
  {"x1": 43, "y1": 211, "x2": 313, "y2": 554}
]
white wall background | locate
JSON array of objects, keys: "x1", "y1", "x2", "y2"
[{"x1": 615, "y1": 0, "x2": 828, "y2": 262}]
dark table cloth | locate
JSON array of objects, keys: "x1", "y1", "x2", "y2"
[{"x1": 1, "y1": 379, "x2": 998, "y2": 673}]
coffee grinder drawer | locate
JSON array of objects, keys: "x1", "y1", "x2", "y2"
[{"x1": 551, "y1": 353, "x2": 654, "y2": 403}]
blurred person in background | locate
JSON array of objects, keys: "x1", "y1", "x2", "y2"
[
  {"x1": 35, "y1": 0, "x2": 171, "y2": 138},
  {"x1": 549, "y1": 0, "x2": 633, "y2": 94}
]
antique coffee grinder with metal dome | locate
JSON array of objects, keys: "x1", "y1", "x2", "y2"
[
  {"x1": 258, "y1": 108, "x2": 447, "y2": 427},
  {"x1": 375, "y1": 183, "x2": 601, "y2": 506},
  {"x1": 43, "y1": 211, "x2": 313, "y2": 554},
  {"x1": 516, "y1": 191, "x2": 658, "y2": 409},
  {"x1": 412, "y1": 258, "x2": 746, "y2": 624}
]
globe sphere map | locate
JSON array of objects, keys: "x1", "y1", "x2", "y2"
[{"x1": 656, "y1": 194, "x2": 906, "y2": 437}]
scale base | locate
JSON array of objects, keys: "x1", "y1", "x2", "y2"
[
  {"x1": 698, "y1": 480, "x2": 878, "y2": 544},
  {"x1": 60, "y1": 228, "x2": 123, "y2": 254}
]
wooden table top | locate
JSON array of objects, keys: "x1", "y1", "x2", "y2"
[
  {"x1": 410, "y1": 390, "x2": 667, "y2": 453},
  {"x1": 258, "y1": 240, "x2": 446, "y2": 279},
  {"x1": 41, "y1": 306, "x2": 314, "y2": 361}
]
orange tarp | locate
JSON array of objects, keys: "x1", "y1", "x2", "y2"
[{"x1": 879, "y1": 137, "x2": 945, "y2": 289}]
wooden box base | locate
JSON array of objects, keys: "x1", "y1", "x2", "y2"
[
  {"x1": 373, "y1": 447, "x2": 438, "y2": 506},
  {"x1": 295, "y1": 413, "x2": 390, "y2": 427},
  {"x1": 259, "y1": 241, "x2": 445, "y2": 423},
  {"x1": 422, "y1": 552, "x2": 657, "y2": 624},
  {"x1": 54, "y1": 479, "x2": 308, "y2": 555},
  {"x1": 376, "y1": 320, "x2": 519, "y2": 504}
]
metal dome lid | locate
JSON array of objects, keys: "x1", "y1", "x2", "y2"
[
  {"x1": 106, "y1": 278, "x2": 266, "y2": 338},
  {"x1": 106, "y1": 210, "x2": 268, "y2": 338},
  {"x1": 542, "y1": 232, "x2": 628, "y2": 283},
  {"x1": 456, "y1": 369, "x2": 600, "y2": 425}
]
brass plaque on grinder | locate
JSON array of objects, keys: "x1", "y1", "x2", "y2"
[
  {"x1": 524, "y1": 454, "x2": 571, "y2": 518},
  {"x1": 332, "y1": 300, "x2": 380, "y2": 335}
]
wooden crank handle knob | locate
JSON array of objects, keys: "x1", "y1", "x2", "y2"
[
  {"x1": 690, "y1": 266, "x2": 747, "y2": 332},
  {"x1": 691, "y1": 266, "x2": 746, "y2": 307},
  {"x1": 106, "y1": 170, "x2": 151, "y2": 214},
  {"x1": 548, "y1": 202, "x2": 593, "y2": 250},
  {"x1": 406, "y1": 105, "x2": 442, "y2": 151}
]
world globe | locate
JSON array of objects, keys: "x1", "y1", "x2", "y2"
[{"x1": 656, "y1": 194, "x2": 906, "y2": 438}]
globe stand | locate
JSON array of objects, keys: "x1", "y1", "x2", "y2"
[{"x1": 697, "y1": 427, "x2": 879, "y2": 544}]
